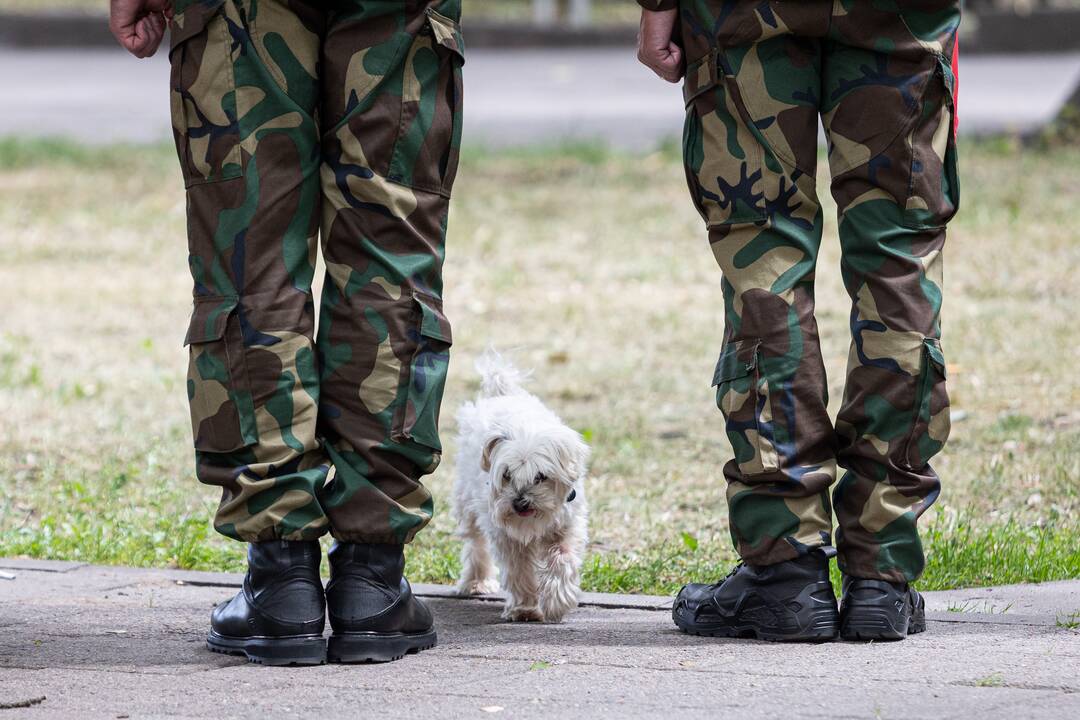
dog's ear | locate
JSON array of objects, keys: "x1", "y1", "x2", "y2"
[
  {"x1": 480, "y1": 433, "x2": 506, "y2": 473},
  {"x1": 554, "y1": 426, "x2": 590, "y2": 480}
]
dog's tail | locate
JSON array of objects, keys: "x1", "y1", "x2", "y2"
[{"x1": 476, "y1": 349, "x2": 528, "y2": 398}]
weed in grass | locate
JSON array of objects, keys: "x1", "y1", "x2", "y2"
[{"x1": 946, "y1": 600, "x2": 1013, "y2": 614}]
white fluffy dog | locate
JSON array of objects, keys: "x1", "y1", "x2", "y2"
[{"x1": 452, "y1": 352, "x2": 590, "y2": 623}]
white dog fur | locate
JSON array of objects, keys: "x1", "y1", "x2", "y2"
[{"x1": 452, "y1": 351, "x2": 590, "y2": 622}]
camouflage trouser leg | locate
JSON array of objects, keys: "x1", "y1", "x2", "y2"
[
  {"x1": 825, "y1": 4, "x2": 959, "y2": 583},
  {"x1": 678, "y1": 1, "x2": 959, "y2": 581},
  {"x1": 169, "y1": 0, "x2": 463, "y2": 544},
  {"x1": 316, "y1": 1, "x2": 462, "y2": 544}
]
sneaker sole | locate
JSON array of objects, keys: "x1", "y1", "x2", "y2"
[
  {"x1": 674, "y1": 606, "x2": 839, "y2": 643},
  {"x1": 206, "y1": 631, "x2": 327, "y2": 666},
  {"x1": 840, "y1": 600, "x2": 927, "y2": 642},
  {"x1": 327, "y1": 628, "x2": 438, "y2": 663}
]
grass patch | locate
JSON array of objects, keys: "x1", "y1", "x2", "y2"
[
  {"x1": 947, "y1": 600, "x2": 1013, "y2": 614},
  {"x1": 918, "y1": 515, "x2": 1080, "y2": 591},
  {"x1": 974, "y1": 673, "x2": 1005, "y2": 688},
  {"x1": 0, "y1": 136, "x2": 1077, "y2": 595},
  {"x1": 0, "y1": 450, "x2": 242, "y2": 572},
  {"x1": 0, "y1": 136, "x2": 174, "y2": 172},
  {"x1": 8, "y1": 498, "x2": 1073, "y2": 598}
]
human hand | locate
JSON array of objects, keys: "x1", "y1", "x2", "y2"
[
  {"x1": 109, "y1": 0, "x2": 173, "y2": 58},
  {"x1": 637, "y1": 8, "x2": 683, "y2": 83}
]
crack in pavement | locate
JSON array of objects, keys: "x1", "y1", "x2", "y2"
[{"x1": 439, "y1": 651, "x2": 1080, "y2": 694}]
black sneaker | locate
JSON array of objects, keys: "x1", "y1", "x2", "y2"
[
  {"x1": 325, "y1": 542, "x2": 437, "y2": 663},
  {"x1": 206, "y1": 540, "x2": 327, "y2": 666},
  {"x1": 839, "y1": 577, "x2": 926, "y2": 641},
  {"x1": 672, "y1": 549, "x2": 840, "y2": 642}
]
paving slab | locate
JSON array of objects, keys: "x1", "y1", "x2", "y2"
[{"x1": 0, "y1": 561, "x2": 1077, "y2": 719}]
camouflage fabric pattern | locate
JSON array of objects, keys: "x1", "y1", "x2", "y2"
[
  {"x1": 171, "y1": 0, "x2": 463, "y2": 544},
  {"x1": 677, "y1": 0, "x2": 959, "y2": 582}
]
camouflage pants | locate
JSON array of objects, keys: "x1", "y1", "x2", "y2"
[
  {"x1": 170, "y1": 0, "x2": 463, "y2": 544},
  {"x1": 678, "y1": 1, "x2": 960, "y2": 582}
]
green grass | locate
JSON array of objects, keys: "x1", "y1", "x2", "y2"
[
  {"x1": 0, "y1": 135, "x2": 1078, "y2": 596},
  {"x1": 408, "y1": 514, "x2": 1080, "y2": 596},
  {"x1": 5, "y1": 436, "x2": 1075, "y2": 597},
  {"x1": 946, "y1": 599, "x2": 1013, "y2": 614}
]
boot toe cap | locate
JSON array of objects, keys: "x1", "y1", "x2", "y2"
[{"x1": 673, "y1": 583, "x2": 721, "y2": 623}]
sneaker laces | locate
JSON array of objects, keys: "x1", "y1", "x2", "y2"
[{"x1": 705, "y1": 561, "x2": 744, "y2": 591}]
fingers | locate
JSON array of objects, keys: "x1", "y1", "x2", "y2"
[
  {"x1": 133, "y1": 17, "x2": 154, "y2": 57},
  {"x1": 660, "y1": 42, "x2": 684, "y2": 83},
  {"x1": 143, "y1": 12, "x2": 167, "y2": 56},
  {"x1": 122, "y1": 12, "x2": 166, "y2": 57},
  {"x1": 109, "y1": 0, "x2": 170, "y2": 58},
  {"x1": 637, "y1": 42, "x2": 684, "y2": 83}
]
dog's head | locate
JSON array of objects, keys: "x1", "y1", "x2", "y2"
[{"x1": 480, "y1": 423, "x2": 589, "y2": 542}]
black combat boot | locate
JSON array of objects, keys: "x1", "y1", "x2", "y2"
[
  {"x1": 839, "y1": 577, "x2": 926, "y2": 641},
  {"x1": 672, "y1": 548, "x2": 840, "y2": 642},
  {"x1": 325, "y1": 542, "x2": 437, "y2": 663},
  {"x1": 206, "y1": 540, "x2": 326, "y2": 665}
]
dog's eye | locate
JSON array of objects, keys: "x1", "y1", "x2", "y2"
[
  {"x1": 535, "y1": 473, "x2": 548, "y2": 483},
  {"x1": 502, "y1": 469, "x2": 512, "y2": 483}
]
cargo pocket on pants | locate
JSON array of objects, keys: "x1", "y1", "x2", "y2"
[
  {"x1": 901, "y1": 338, "x2": 951, "y2": 470},
  {"x1": 184, "y1": 295, "x2": 259, "y2": 453},
  {"x1": 682, "y1": 50, "x2": 767, "y2": 228},
  {"x1": 903, "y1": 55, "x2": 960, "y2": 230},
  {"x1": 388, "y1": 8, "x2": 466, "y2": 198},
  {"x1": 168, "y1": 1, "x2": 244, "y2": 188},
  {"x1": 391, "y1": 292, "x2": 453, "y2": 452},
  {"x1": 713, "y1": 339, "x2": 779, "y2": 476}
]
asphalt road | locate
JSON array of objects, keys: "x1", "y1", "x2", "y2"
[{"x1": 1, "y1": 47, "x2": 1078, "y2": 147}]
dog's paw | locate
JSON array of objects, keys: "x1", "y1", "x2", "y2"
[
  {"x1": 457, "y1": 578, "x2": 501, "y2": 596},
  {"x1": 538, "y1": 590, "x2": 579, "y2": 623},
  {"x1": 503, "y1": 605, "x2": 544, "y2": 623}
]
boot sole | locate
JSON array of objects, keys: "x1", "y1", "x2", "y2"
[
  {"x1": 674, "y1": 606, "x2": 839, "y2": 643},
  {"x1": 207, "y1": 631, "x2": 327, "y2": 666},
  {"x1": 327, "y1": 628, "x2": 437, "y2": 663},
  {"x1": 840, "y1": 601, "x2": 927, "y2": 641}
]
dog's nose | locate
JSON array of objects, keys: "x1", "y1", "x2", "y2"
[{"x1": 512, "y1": 497, "x2": 531, "y2": 513}]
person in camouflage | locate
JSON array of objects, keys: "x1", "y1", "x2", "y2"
[
  {"x1": 637, "y1": 0, "x2": 960, "y2": 641},
  {"x1": 111, "y1": 0, "x2": 463, "y2": 664}
]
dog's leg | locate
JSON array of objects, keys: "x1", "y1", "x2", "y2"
[
  {"x1": 456, "y1": 516, "x2": 500, "y2": 596},
  {"x1": 537, "y1": 532, "x2": 584, "y2": 623},
  {"x1": 493, "y1": 536, "x2": 543, "y2": 622}
]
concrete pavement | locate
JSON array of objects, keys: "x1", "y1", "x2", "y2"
[
  {"x1": 1, "y1": 48, "x2": 1078, "y2": 148},
  {"x1": 0, "y1": 558, "x2": 1078, "y2": 719}
]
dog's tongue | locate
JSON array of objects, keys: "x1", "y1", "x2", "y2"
[{"x1": 516, "y1": 509, "x2": 536, "y2": 518}]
